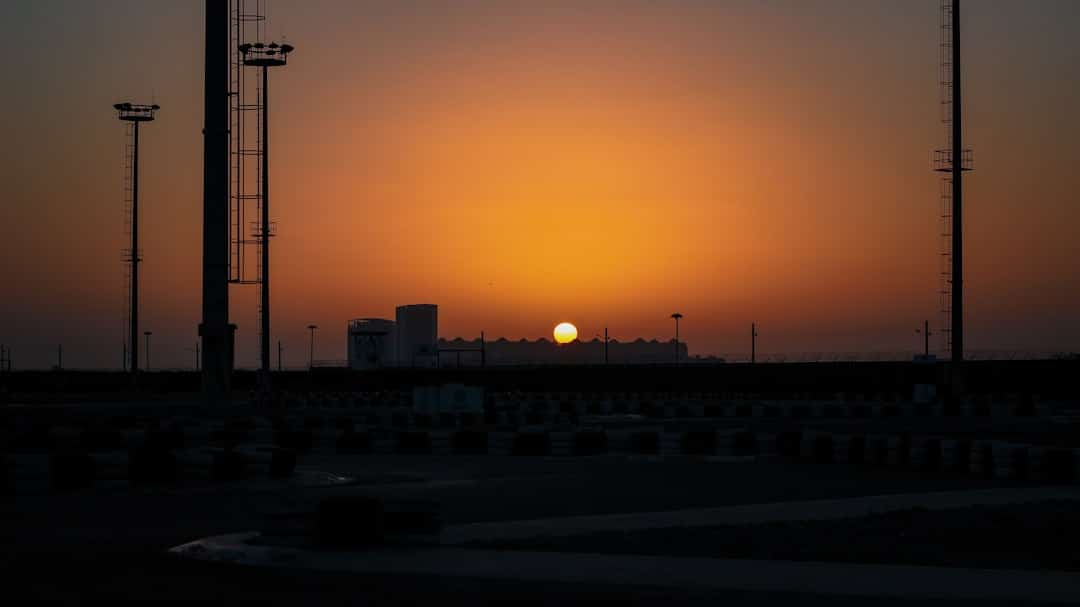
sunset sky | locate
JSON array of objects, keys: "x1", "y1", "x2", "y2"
[{"x1": 2, "y1": 0, "x2": 1079, "y2": 369}]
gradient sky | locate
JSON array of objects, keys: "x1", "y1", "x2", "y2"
[{"x1": 2, "y1": 0, "x2": 1078, "y2": 369}]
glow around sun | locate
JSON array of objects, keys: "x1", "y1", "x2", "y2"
[{"x1": 553, "y1": 322, "x2": 578, "y2": 344}]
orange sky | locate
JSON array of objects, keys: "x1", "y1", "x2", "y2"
[{"x1": 2, "y1": 1, "x2": 1079, "y2": 369}]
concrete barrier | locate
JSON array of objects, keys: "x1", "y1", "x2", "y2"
[
  {"x1": 910, "y1": 437, "x2": 943, "y2": 474},
  {"x1": 776, "y1": 431, "x2": 802, "y2": 458},
  {"x1": 942, "y1": 439, "x2": 972, "y2": 475},
  {"x1": 430, "y1": 432, "x2": 452, "y2": 456}
]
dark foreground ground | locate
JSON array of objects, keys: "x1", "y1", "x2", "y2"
[
  {"x1": 4, "y1": 453, "x2": 1073, "y2": 606},
  {"x1": 474, "y1": 500, "x2": 1080, "y2": 572}
]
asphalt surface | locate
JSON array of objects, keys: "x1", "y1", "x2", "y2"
[{"x1": 5, "y1": 452, "x2": 1057, "y2": 605}]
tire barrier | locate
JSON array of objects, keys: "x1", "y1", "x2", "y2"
[{"x1": 50, "y1": 452, "x2": 95, "y2": 490}]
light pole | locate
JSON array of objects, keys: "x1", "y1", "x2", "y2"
[
  {"x1": 114, "y1": 102, "x2": 159, "y2": 378},
  {"x1": 671, "y1": 313, "x2": 683, "y2": 365},
  {"x1": 307, "y1": 325, "x2": 317, "y2": 370},
  {"x1": 240, "y1": 42, "x2": 295, "y2": 403},
  {"x1": 144, "y1": 331, "x2": 152, "y2": 371},
  {"x1": 916, "y1": 320, "x2": 932, "y2": 358},
  {"x1": 751, "y1": 323, "x2": 758, "y2": 364}
]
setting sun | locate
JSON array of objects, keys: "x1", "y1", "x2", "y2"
[{"x1": 553, "y1": 322, "x2": 578, "y2": 344}]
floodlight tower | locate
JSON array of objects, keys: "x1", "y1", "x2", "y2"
[
  {"x1": 240, "y1": 41, "x2": 294, "y2": 401},
  {"x1": 114, "y1": 102, "x2": 159, "y2": 378}
]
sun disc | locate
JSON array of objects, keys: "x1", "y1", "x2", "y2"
[{"x1": 553, "y1": 322, "x2": 578, "y2": 344}]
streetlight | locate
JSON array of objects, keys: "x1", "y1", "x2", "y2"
[
  {"x1": 671, "y1": 313, "x2": 683, "y2": 365},
  {"x1": 307, "y1": 325, "x2": 318, "y2": 370},
  {"x1": 143, "y1": 331, "x2": 152, "y2": 371}
]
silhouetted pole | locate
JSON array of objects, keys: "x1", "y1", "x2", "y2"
[
  {"x1": 917, "y1": 320, "x2": 932, "y2": 357},
  {"x1": 671, "y1": 313, "x2": 683, "y2": 365},
  {"x1": 131, "y1": 120, "x2": 140, "y2": 377},
  {"x1": 307, "y1": 325, "x2": 317, "y2": 370},
  {"x1": 144, "y1": 331, "x2": 152, "y2": 371},
  {"x1": 751, "y1": 323, "x2": 758, "y2": 364},
  {"x1": 188, "y1": 342, "x2": 200, "y2": 371},
  {"x1": 951, "y1": 0, "x2": 964, "y2": 364},
  {"x1": 200, "y1": 0, "x2": 232, "y2": 403},
  {"x1": 114, "y1": 103, "x2": 159, "y2": 377},
  {"x1": 57, "y1": 345, "x2": 62, "y2": 371},
  {"x1": 278, "y1": 340, "x2": 283, "y2": 372},
  {"x1": 259, "y1": 63, "x2": 271, "y2": 397},
  {"x1": 480, "y1": 331, "x2": 486, "y2": 368},
  {"x1": 604, "y1": 327, "x2": 609, "y2": 364}
]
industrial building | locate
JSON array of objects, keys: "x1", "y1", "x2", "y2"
[
  {"x1": 347, "y1": 304, "x2": 688, "y2": 369},
  {"x1": 347, "y1": 304, "x2": 438, "y2": 370}
]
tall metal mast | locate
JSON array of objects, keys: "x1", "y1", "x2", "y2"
[
  {"x1": 201, "y1": 0, "x2": 234, "y2": 402},
  {"x1": 115, "y1": 102, "x2": 159, "y2": 379},
  {"x1": 240, "y1": 41, "x2": 294, "y2": 401},
  {"x1": 934, "y1": 0, "x2": 972, "y2": 362}
]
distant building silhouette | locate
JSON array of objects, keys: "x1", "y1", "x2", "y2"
[{"x1": 347, "y1": 304, "x2": 688, "y2": 369}]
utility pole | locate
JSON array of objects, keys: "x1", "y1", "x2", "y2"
[
  {"x1": 144, "y1": 331, "x2": 152, "y2": 371},
  {"x1": 307, "y1": 325, "x2": 317, "y2": 370},
  {"x1": 604, "y1": 327, "x2": 609, "y2": 364},
  {"x1": 671, "y1": 314, "x2": 683, "y2": 365},
  {"x1": 751, "y1": 323, "x2": 758, "y2": 364},
  {"x1": 917, "y1": 321, "x2": 932, "y2": 358}
]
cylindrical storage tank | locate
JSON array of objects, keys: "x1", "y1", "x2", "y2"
[{"x1": 395, "y1": 304, "x2": 438, "y2": 367}]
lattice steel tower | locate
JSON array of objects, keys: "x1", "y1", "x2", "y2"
[
  {"x1": 933, "y1": 0, "x2": 972, "y2": 362},
  {"x1": 115, "y1": 102, "x2": 159, "y2": 376}
]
